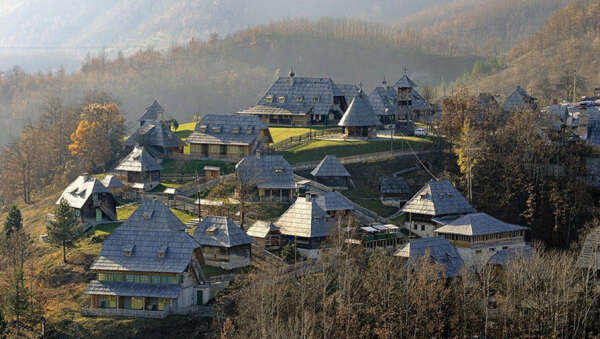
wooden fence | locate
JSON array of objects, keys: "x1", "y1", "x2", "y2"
[{"x1": 271, "y1": 128, "x2": 341, "y2": 151}]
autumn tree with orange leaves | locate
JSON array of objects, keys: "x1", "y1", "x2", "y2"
[{"x1": 69, "y1": 103, "x2": 125, "y2": 172}]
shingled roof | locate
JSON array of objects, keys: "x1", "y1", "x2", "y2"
[
  {"x1": 85, "y1": 280, "x2": 182, "y2": 299},
  {"x1": 275, "y1": 196, "x2": 335, "y2": 238},
  {"x1": 313, "y1": 192, "x2": 354, "y2": 212},
  {"x1": 139, "y1": 100, "x2": 166, "y2": 123},
  {"x1": 401, "y1": 180, "x2": 476, "y2": 217},
  {"x1": 101, "y1": 174, "x2": 125, "y2": 189},
  {"x1": 311, "y1": 155, "x2": 350, "y2": 177},
  {"x1": 488, "y1": 245, "x2": 532, "y2": 267},
  {"x1": 434, "y1": 213, "x2": 528, "y2": 236},
  {"x1": 236, "y1": 155, "x2": 295, "y2": 189},
  {"x1": 394, "y1": 74, "x2": 417, "y2": 88},
  {"x1": 246, "y1": 221, "x2": 280, "y2": 239},
  {"x1": 369, "y1": 85, "x2": 398, "y2": 117},
  {"x1": 334, "y1": 83, "x2": 359, "y2": 104},
  {"x1": 193, "y1": 216, "x2": 254, "y2": 248},
  {"x1": 90, "y1": 200, "x2": 200, "y2": 274},
  {"x1": 115, "y1": 145, "x2": 162, "y2": 173},
  {"x1": 123, "y1": 121, "x2": 185, "y2": 149},
  {"x1": 187, "y1": 114, "x2": 272, "y2": 146},
  {"x1": 57, "y1": 175, "x2": 112, "y2": 209},
  {"x1": 394, "y1": 237, "x2": 464, "y2": 278},
  {"x1": 338, "y1": 90, "x2": 381, "y2": 127},
  {"x1": 502, "y1": 86, "x2": 536, "y2": 112},
  {"x1": 239, "y1": 75, "x2": 344, "y2": 117},
  {"x1": 577, "y1": 227, "x2": 600, "y2": 270},
  {"x1": 380, "y1": 176, "x2": 410, "y2": 194}
]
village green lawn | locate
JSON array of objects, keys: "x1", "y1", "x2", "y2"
[
  {"x1": 161, "y1": 159, "x2": 236, "y2": 175},
  {"x1": 269, "y1": 127, "x2": 312, "y2": 143},
  {"x1": 116, "y1": 203, "x2": 195, "y2": 224},
  {"x1": 174, "y1": 121, "x2": 197, "y2": 139},
  {"x1": 280, "y1": 136, "x2": 435, "y2": 164}
]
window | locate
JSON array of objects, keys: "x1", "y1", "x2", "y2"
[
  {"x1": 313, "y1": 97, "x2": 320, "y2": 103},
  {"x1": 212, "y1": 126, "x2": 222, "y2": 133},
  {"x1": 502, "y1": 246, "x2": 508, "y2": 250},
  {"x1": 475, "y1": 250, "x2": 482, "y2": 254},
  {"x1": 413, "y1": 224, "x2": 417, "y2": 230},
  {"x1": 295, "y1": 96, "x2": 303, "y2": 102},
  {"x1": 421, "y1": 225, "x2": 425, "y2": 231},
  {"x1": 131, "y1": 297, "x2": 144, "y2": 310},
  {"x1": 199, "y1": 125, "x2": 207, "y2": 132},
  {"x1": 98, "y1": 273, "x2": 107, "y2": 281},
  {"x1": 232, "y1": 127, "x2": 240, "y2": 134},
  {"x1": 278, "y1": 96, "x2": 285, "y2": 103},
  {"x1": 152, "y1": 275, "x2": 161, "y2": 284},
  {"x1": 489, "y1": 248, "x2": 495, "y2": 252},
  {"x1": 265, "y1": 95, "x2": 274, "y2": 103}
]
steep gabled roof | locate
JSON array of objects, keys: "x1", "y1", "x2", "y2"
[
  {"x1": 394, "y1": 237, "x2": 464, "y2": 277},
  {"x1": 334, "y1": 83, "x2": 359, "y2": 104},
  {"x1": 311, "y1": 155, "x2": 350, "y2": 177},
  {"x1": 139, "y1": 100, "x2": 166, "y2": 122},
  {"x1": 400, "y1": 180, "x2": 476, "y2": 217},
  {"x1": 57, "y1": 175, "x2": 112, "y2": 209},
  {"x1": 577, "y1": 227, "x2": 600, "y2": 269},
  {"x1": 313, "y1": 192, "x2": 354, "y2": 212},
  {"x1": 101, "y1": 174, "x2": 125, "y2": 189},
  {"x1": 193, "y1": 216, "x2": 254, "y2": 248},
  {"x1": 380, "y1": 176, "x2": 410, "y2": 194},
  {"x1": 90, "y1": 200, "x2": 200, "y2": 274},
  {"x1": 369, "y1": 85, "x2": 398, "y2": 117},
  {"x1": 502, "y1": 86, "x2": 536, "y2": 112},
  {"x1": 394, "y1": 74, "x2": 417, "y2": 88},
  {"x1": 123, "y1": 121, "x2": 184, "y2": 149},
  {"x1": 236, "y1": 155, "x2": 295, "y2": 189},
  {"x1": 115, "y1": 145, "x2": 162, "y2": 173},
  {"x1": 338, "y1": 90, "x2": 381, "y2": 127},
  {"x1": 239, "y1": 75, "x2": 342, "y2": 117},
  {"x1": 246, "y1": 221, "x2": 280, "y2": 239},
  {"x1": 187, "y1": 114, "x2": 272, "y2": 146},
  {"x1": 434, "y1": 213, "x2": 528, "y2": 236},
  {"x1": 275, "y1": 196, "x2": 335, "y2": 238}
]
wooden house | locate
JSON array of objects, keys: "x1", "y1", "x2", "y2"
[
  {"x1": 393, "y1": 73, "x2": 432, "y2": 121},
  {"x1": 186, "y1": 114, "x2": 273, "y2": 161},
  {"x1": 84, "y1": 200, "x2": 213, "y2": 318},
  {"x1": 138, "y1": 100, "x2": 170, "y2": 126},
  {"x1": 310, "y1": 155, "x2": 352, "y2": 189},
  {"x1": 368, "y1": 79, "x2": 398, "y2": 125},
  {"x1": 238, "y1": 70, "x2": 354, "y2": 126},
  {"x1": 101, "y1": 174, "x2": 125, "y2": 197},
  {"x1": 56, "y1": 175, "x2": 118, "y2": 225},
  {"x1": 434, "y1": 213, "x2": 529, "y2": 270},
  {"x1": 379, "y1": 176, "x2": 411, "y2": 206},
  {"x1": 235, "y1": 154, "x2": 296, "y2": 202},
  {"x1": 193, "y1": 216, "x2": 254, "y2": 270},
  {"x1": 400, "y1": 180, "x2": 476, "y2": 238},
  {"x1": 393, "y1": 237, "x2": 465, "y2": 278},
  {"x1": 246, "y1": 221, "x2": 282, "y2": 250},
  {"x1": 502, "y1": 86, "x2": 537, "y2": 113},
  {"x1": 204, "y1": 166, "x2": 221, "y2": 180},
  {"x1": 275, "y1": 195, "x2": 335, "y2": 259},
  {"x1": 338, "y1": 89, "x2": 381, "y2": 138},
  {"x1": 115, "y1": 145, "x2": 162, "y2": 191},
  {"x1": 313, "y1": 192, "x2": 354, "y2": 220},
  {"x1": 345, "y1": 224, "x2": 404, "y2": 252}
]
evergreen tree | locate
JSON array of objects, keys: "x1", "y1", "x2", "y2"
[
  {"x1": 47, "y1": 199, "x2": 80, "y2": 264},
  {"x1": 0, "y1": 309, "x2": 7, "y2": 339},
  {"x1": 3, "y1": 267, "x2": 34, "y2": 330},
  {"x1": 3, "y1": 205, "x2": 22, "y2": 238}
]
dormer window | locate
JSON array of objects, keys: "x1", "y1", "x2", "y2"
[
  {"x1": 158, "y1": 245, "x2": 168, "y2": 258},
  {"x1": 232, "y1": 127, "x2": 240, "y2": 134},
  {"x1": 143, "y1": 211, "x2": 153, "y2": 220},
  {"x1": 212, "y1": 126, "x2": 222, "y2": 133},
  {"x1": 420, "y1": 194, "x2": 429, "y2": 200},
  {"x1": 199, "y1": 125, "x2": 207, "y2": 133},
  {"x1": 313, "y1": 97, "x2": 320, "y2": 103},
  {"x1": 246, "y1": 127, "x2": 254, "y2": 135},
  {"x1": 274, "y1": 168, "x2": 284, "y2": 173},
  {"x1": 278, "y1": 96, "x2": 286, "y2": 103},
  {"x1": 295, "y1": 96, "x2": 304, "y2": 102},
  {"x1": 265, "y1": 95, "x2": 274, "y2": 103},
  {"x1": 206, "y1": 226, "x2": 218, "y2": 235},
  {"x1": 123, "y1": 244, "x2": 135, "y2": 257}
]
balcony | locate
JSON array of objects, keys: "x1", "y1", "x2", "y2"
[{"x1": 82, "y1": 307, "x2": 169, "y2": 319}]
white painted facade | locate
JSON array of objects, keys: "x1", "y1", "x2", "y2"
[
  {"x1": 455, "y1": 240, "x2": 527, "y2": 270},
  {"x1": 404, "y1": 220, "x2": 438, "y2": 238}
]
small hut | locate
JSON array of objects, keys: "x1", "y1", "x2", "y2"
[
  {"x1": 193, "y1": 216, "x2": 254, "y2": 270},
  {"x1": 115, "y1": 145, "x2": 162, "y2": 191},
  {"x1": 246, "y1": 221, "x2": 282, "y2": 250},
  {"x1": 310, "y1": 155, "x2": 351, "y2": 188},
  {"x1": 379, "y1": 176, "x2": 411, "y2": 206},
  {"x1": 338, "y1": 89, "x2": 381, "y2": 138},
  {"x1": 57, "y1": 175, "x2": 118, "y2": 225}
]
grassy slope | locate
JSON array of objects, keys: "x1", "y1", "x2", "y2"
[
  {"x1": 161, "y1": 159, "x2": 236, "y2": 175},
  {"x1": 280, "y1": 136, "x2": 435, "y2": 164},
  {"x1": 269, "y1": 127, "x2": 313, "y2": 143}
]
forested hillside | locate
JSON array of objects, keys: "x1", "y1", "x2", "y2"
[
  {"x1": 401, "y1": 0, "x2": 569, "y2": 56},
  {"x1": 0, "y1": 18, "x2": 479, "y2": 144},
  {"x1": 472, "y1": 0, "x2": 600, "y2": 102}
]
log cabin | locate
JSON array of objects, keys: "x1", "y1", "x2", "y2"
[
  {"x1": 56, "y1": 175, "x2": 118, "y2": 226},
  {"x1": 193, "y1": 216, "x2": 254, "y2": 270}
]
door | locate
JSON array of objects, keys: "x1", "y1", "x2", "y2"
[
  {"x1": 96, "y1": 208, "x2": 102, "y2": 223},
  {"x1": 197, "y1": 290, "x2": 204, "y2": 305}
]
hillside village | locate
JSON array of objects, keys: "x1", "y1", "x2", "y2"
[{"x1": 2, "y1": 61, "x2": 600, "y2": 337}]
